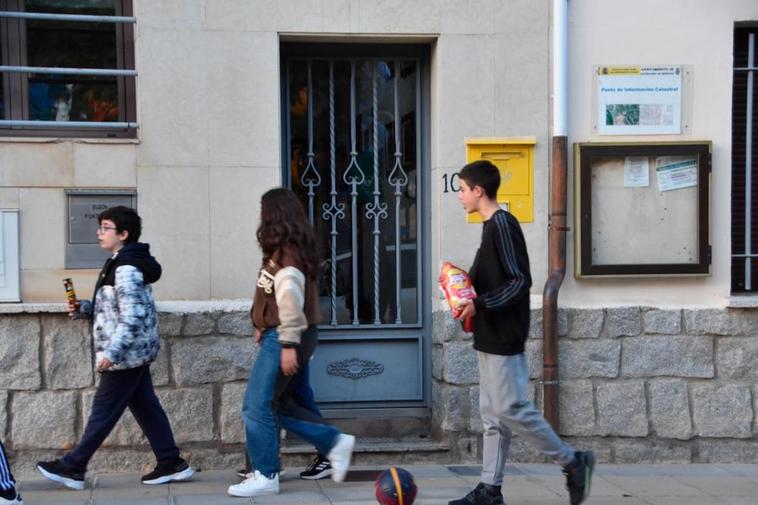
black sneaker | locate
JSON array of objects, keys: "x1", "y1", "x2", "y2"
[
  {"x1": 448, "y1": 483, "x2": 505, "y2": 505},
  {"x1": 36, "y1": 460, "x2": 85, "y2": 490},
  {"x1": 236, "y1": 468, "x2": 249, "y2": 478},
  {"x1": 0, "y1": 486, "x2": 23, "y2": 504},
  {"x1": 563, "y1": 451, "x2": 596, "y2": 505},
  {"x1": 141, "y1": 457, "x2": 195, "y2": 485},
  {"x1": 299, "y1": 454, "x2": 332, "y2": 480}
]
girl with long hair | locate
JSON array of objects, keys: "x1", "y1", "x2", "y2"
[{"x1": 228, "y1": 188, "x2": 355, "y2": 498}]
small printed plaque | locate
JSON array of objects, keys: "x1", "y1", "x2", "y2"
[{"x1": 66, "y1": 191, "x2": 136, "y2": 269}]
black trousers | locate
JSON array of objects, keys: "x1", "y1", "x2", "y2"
[{"x1": 62, "y1": 365, "x2": 180, "y2": 472}]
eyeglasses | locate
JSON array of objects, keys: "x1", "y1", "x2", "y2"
[{"x1": 96, "y1": 225, "x2": 118, "y2": 233}]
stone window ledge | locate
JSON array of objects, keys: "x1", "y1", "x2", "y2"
[
  {"x1": 726, "y1": 295, "x2": 758, "y2": 308},
  {"x1": 0, "y1": 299, "x2": 251, "y2": 314}
]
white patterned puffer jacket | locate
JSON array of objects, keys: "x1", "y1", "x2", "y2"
[
  {"x1": 77, "y1": 242, "x2": 162, "y2": 371},
  {"x1": 88, "y1": 264, "x2": 160, "y2": 370}
]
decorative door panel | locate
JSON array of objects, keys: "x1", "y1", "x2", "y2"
[{"x1": 284, "y1": 53, "x2": 426, "y2": 405}]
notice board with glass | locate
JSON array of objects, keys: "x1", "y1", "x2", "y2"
[{"x1": 574, "y1": 142, "x2": 711, "y2": 277}]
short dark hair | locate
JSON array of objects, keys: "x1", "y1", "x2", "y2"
[
  {"x1": 459, "y1": 159, "x2": 500, "y2": 200},
  {"x1": 98, "y1": 206, "x2": 141, "y2": 243}
]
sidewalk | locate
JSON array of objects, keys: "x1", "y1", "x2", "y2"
[{"x1": 18, "y1": 464, "x2": 758, "y2": 505}]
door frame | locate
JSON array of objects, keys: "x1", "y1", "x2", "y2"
[{"x1": 279, "y1": 40, "x2": 433, "y2": 417}]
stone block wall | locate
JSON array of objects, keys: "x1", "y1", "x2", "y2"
[
  {"x1": 2, "y1": 306, "x2": 758, "y2": 476},
  {"x1": 432, "y1": 306, "x2": 758, "y2": 464},
  {"x1": 0, "y1": 311, "x2": 256, "y2": 476}
]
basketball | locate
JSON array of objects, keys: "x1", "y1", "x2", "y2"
[{"x1": 375, "y1": 467, "x2": 417, "y2": 505}]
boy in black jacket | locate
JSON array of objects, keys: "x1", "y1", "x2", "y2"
[{"x1": 449, "y1": 160, "x2": 595, "y2": 505}]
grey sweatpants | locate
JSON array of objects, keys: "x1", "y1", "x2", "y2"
[{"x1": 478, "y1": 351, "x2": 575, "y2": 485}]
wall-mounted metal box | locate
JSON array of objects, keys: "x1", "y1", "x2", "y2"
[
  {"x1": 65, "y1": 190, "x2": 137, "y2": 269},
  {"x1": 0, "y1": 209, "x2": 20, "y2": 302},
  {"x1": 465, "y1": 137, "x2": 536, "y2": 223}
]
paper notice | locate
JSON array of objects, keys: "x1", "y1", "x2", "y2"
[
  {"x1": 624, "y1": 156, "x2": 650, "y2": 187},
  {"x1": 656, "y1": 156, "x2": 698, "y2": 192},
  {"x1": 597, "y1": 66, "x2": 682, "y2": 135}
]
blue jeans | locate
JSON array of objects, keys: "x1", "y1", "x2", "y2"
[
  {"x1": 242, "y1": 328, "x2": 340, "y2": 477},
  {"x1": 243, "y1": 357, "x2": 324, "y2": 471}
]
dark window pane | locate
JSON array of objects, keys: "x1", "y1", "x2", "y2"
[
  {"x1": 288, "y1": 59, "x2": 420, "y2": 325},
  {"x1": 26, "y1": 0, "x2": 116, "y2": 16},
  {"x1": 28, "y1": 79, "x2": 118, "y2": 121},
  {"x1": 734, "y1": 28, "x2": 749, "y2": 69},
  {"x1": 24, "y1": 0, "x2": 120, "y2": 122},
  {"x1": 26, "y1": 18, "x2": 117, "y2": 68}
]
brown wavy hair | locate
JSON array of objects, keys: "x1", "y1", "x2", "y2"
[{"x1": 257, "y1": 188, "x2": 320, "y2": 280}]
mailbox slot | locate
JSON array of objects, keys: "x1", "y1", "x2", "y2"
[{"x1": 465, "y1": 138, "x2": 536, "y2": 223}]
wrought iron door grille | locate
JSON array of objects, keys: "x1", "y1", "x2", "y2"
[{"x1": 285, "y1": 58, "x2": 421, "y2": 328}]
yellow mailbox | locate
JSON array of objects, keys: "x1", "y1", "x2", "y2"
[{"x1": 465, "y1": 137, "x2": 536, "y2": 223}]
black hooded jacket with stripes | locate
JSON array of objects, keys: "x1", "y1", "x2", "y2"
[{"x1": 469, "y1": 209, "x2": 532, "y2": 355}]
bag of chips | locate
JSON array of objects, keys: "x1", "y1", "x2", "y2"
[{"x1": 439, "y1": 261, "x2": 476, "y2": 333}]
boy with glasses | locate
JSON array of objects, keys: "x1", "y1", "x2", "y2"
[{"x1": 37, "y1": 206, "x2": 193, "y2": 490}]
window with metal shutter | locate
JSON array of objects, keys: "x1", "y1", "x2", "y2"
[{"x1": 731, "y1": 26, "x2": 758, "y2": 292}]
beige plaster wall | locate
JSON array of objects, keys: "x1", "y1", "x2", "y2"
[
  {"x1": 7, "y1": 0, "x2": 753, "y2": 308},
  {"x1": 1, "y1": 145, "x2": 137, "y2": 301},
  {"x1": 5, "y1": 0, "x2": 758, "y2": 306},
  {"x1": 0, "y1": 0, "x2": 552, "y2": 303},
  {"x1": 561, "y1": 0, "x2": 758, "y2": 307},
  {"x1": 432, "y1": 0, "x2": 550, "y2": 298}
]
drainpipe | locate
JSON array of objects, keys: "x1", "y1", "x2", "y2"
[{"x1": 543, "y1": 0, "x2": 568, "y2": 431}]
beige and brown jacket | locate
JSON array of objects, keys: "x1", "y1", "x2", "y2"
[{"x1": 251, "y1": 250, "x2": 320, "y2": 346}]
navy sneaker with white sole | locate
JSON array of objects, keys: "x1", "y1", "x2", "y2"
[
  {"x1": 141, "y1": 458, "x2": 194, "y2": 485},
  {"x1": 36, "y1": 460, "x2": 85, "y2": 490},
  {"x1": 0, "y1": 486, "x2": 23, "y2": 504}
]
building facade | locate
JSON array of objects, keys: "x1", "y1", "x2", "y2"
[{"x1": 1, "y1": 0, "x2": 758, "y2": 473}]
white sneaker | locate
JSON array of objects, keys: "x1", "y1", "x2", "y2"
[
  {"x1": 227, "y1": 470, "x2": 279, "y2": 497},
  {"x1": 327, "y1": 433, "x2": 355, "y2": 483}
]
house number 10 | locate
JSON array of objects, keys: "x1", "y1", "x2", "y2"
[{"x1": 442, "y1": 172, "x2": 461, "y2": 193}]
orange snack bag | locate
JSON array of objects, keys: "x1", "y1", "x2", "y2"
[{"x1": 439, "y1": 261, "x2": 477, "y2": 333}]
